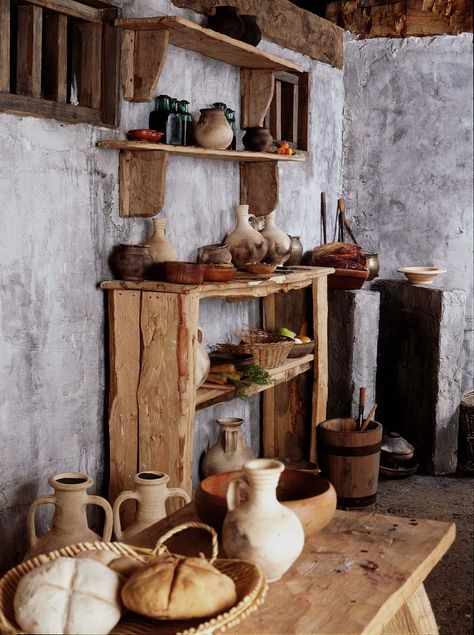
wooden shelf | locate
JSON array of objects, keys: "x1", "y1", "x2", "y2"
[
  {"x1": 196, "y1": 354, "x2": 314, "y2": 411},
  {"x1": 115, "y1": 16, "x2": 303, "y2": 74},
  {"x1": 100, "y1": 267, "x2": 334, "y2": 299},
  {"x1": 97, "y1": 140, "x2": 307, "y2": 163}
]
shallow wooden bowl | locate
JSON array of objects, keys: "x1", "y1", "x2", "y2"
[
  {"x1": 397, "y1": 266, "x2": 446, "y2": 285},
  {"x1": 194, "y1": 469, "x2": 336, "y2": 535},
  {"x1": 164, "y1": 261, "x2": 205, "y2": 284},
  {"x1": 239, "y1": 263, "x2": 277, "y2": 275},
  {"x1": 203, "y1": 264, "x2": 237, "y2": 282},
  {"x1": 288, "y1": 341, "x2": 315, "y2": 358},
  {"x1": 328, "y1": 268, "x2": 369, "y2": 290}
]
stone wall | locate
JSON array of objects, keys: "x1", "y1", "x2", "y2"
[
  {"x1": 342, "y1": 34, "x2": 473, "y2": 389},
  {"x1": 0, "y1": 0, "x2": 344, "y2": 571}
]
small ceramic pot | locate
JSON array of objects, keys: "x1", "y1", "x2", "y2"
[
  {"x1": 286, "y1": 236, "x2": 304, "y2": 266},
  {"x1": 239, "y1": 15, "x2": 262, "y2": 46},
  {"x1": 111, "y1": 244, "x2": 152, "y2": 281},
  {"x1": 364, "y1": 252, "x2": 380, "y2": 280},
  {"x1": 207, "y1": 6, "x2": 244, "y2": 40},
  {"x1": 242, "y1": 127, "x2": 273, "y2": 152},
  {"x1": 197, "y1": 243, "x2": 232, "y2": 265},
  {"x1": 194, "y1": 108, "x2": 234, "y2": 150}
]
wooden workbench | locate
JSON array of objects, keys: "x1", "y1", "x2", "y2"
[{"x1": 130, "y1": 503, "x2": 455, "y2": 635}]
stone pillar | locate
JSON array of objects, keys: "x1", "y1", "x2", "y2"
[
  {"x1": 372, "y1": 279, "x2": 466, "y2": 474},
  {"x1": 327, "y1": 289, "x2": 380, "y2": 421}
]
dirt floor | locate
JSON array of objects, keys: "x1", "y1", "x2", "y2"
[{"x1": 374, "y1": 473, "x2": 473, "y2": 635}]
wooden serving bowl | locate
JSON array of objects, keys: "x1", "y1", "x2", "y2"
[
  {"x1": 194, "y1": 469, "x2": 337, "y2": 535},
  {"x1": 203, "y1": 264, "x2": 237, "y2": 282},
  {"x1": 164, "y1": 261, "x2": 205, "y2": 284},
  {"x1": 288, "y1": 341, "x2": 315, "y2": 358},
  {"x1": 239, "y1": 262, "x2": 277, "y2": 275}
]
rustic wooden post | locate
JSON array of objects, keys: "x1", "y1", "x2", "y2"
[{"x1": 311, "y1": 276, "x2": 329, "y2": 462}]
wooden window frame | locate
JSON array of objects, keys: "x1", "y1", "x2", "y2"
[
  {"x1": 0, "y1": 0, "x2": 120, "y2": 127},
  {"x1": 265, "y1": 71, "x2": 309, "y2": 151}
]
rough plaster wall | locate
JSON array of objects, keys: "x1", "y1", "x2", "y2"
[
  {"x1": 0, "y1": 0, "x2": 343, "y2": 571},
  {"x1": 342, "y1": 34, "x2": 474, "y2": 388}
]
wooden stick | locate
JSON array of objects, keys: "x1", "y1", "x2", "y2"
[
  {"x1": 360, "y1": 404, "x2": 377, "y2": 432},
  {"x1": 321, "y1": 192, "x2": 327, "y2": 245},
  {"x1": 357, "y1": 386, "x2": 366, "y2": 431}
]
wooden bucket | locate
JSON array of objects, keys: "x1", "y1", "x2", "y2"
[{"x1": 317, "y1": 418, "x2": 383, "y2": 509}]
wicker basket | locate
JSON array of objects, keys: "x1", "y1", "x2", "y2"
[
  {"x1": 217, "y1": 341, "x2": 293, "y2": 369},
  {"x1": 0, "y1": 522, "x2": 267, "y2": 635},
  {"x1": 459, "y1": 389, "x2": 474, "y2": 467}
]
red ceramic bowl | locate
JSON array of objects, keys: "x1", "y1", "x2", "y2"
[
  {"x1": 128, "y1": 129, "x2": 164, "y2": 142},
  {"x1": 194, "y1": 469, "x2": 336, "y2": 535},
  {"x1": 203, "y1": 264, "x2": 237, "y2": 282},
  {"x1": 164, "y1": 261, "x2": 205, "y2": 285},
  {"x1": 328, "y1": 268, "x2": 369, "y2": 290}
]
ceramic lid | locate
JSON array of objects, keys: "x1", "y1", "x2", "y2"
[{"x1": 381, "y1": 431, "x2": 415, "y2": 456}]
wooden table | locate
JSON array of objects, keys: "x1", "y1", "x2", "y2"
[{"x1": 130, "y1": 503, "x2": 455, "y2": 635}]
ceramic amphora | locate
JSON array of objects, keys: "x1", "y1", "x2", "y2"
[
  {"x1": 222, "y1": 459, "x2": 305, "y2": 582},
  {"x1": 143, "y1": 218, "x2": 177, "y2": 264},
  {"x1": 25, "y1": 472, "x2": 113, "y2": 560},
  {"x1": 226, "y1": 204, "x2": 267, "y2": 267},
  {"x1": 194, "y1": 108, "x2": 233, "y2": 150},
  {"x1": 260, "y1": 210, "x2": 291, "y2": 265},
  {"x1": 113, "y1": 471, "x2": 190, "y2": 542},
  {"x1": 201, "y1": 418, "x2": 256, "y2": 478}
]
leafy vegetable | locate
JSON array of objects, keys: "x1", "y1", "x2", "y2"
[{"x1": 230, "y1": 364, "x2": 272, "y2": 400}]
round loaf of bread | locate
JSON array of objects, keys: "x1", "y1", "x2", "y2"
[
  {"x1": 121, "y1": 554, "x2": 237, "y2": 620},
  {"x1": 14, "y1": 557, "x2": 122, "y2": 634}
]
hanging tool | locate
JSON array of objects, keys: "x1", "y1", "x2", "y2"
[
  {"x1": 360, "y1": 404, "x2": 378, "y2": 432},
  {"x1": 357, "y1": 386, "x2": 366, "y2": 431},
  {"x1": 321, "y1": 192, "x2": 327, "y2": 245},
  {"x1": 344, "y1": 217, "x2": 358, "y2": 244},
  {"x1": 337, "y1": 199, "x2": 345, "y2": 243}
]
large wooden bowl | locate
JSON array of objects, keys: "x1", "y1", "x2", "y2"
[{"x1": 194, "y1": 469, "x2": 336, "y2": 536}]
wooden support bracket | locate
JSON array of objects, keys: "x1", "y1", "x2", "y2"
[
  {"x1": 240, "y1": 69, "x2": 275, "y2": 128},
  {"x1": 121, "y1": 29, "x2": 169, "y2": 102},
  {"x1": 240, "y1": 161, "x2": 279, "y2": 217},
  {"x1": 119, "y1": 150, "x2": 168, "y2": 217}
]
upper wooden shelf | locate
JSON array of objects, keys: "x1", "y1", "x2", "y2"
[
  {"x1": 97, "y1": 140, "x2": 307, "y2": 163},
  {"x1": 115, "y1": 16, "x2": 304, "y2": 74},
  {"x1": 100, "y1": 267, "x2": 334, "y2": 299}
]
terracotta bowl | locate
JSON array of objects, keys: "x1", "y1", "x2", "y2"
[
  {"x1": 127, "y1": 129, "x2": 164, "y2": 142},
  {"x1": 239, "y1": 263, "x2": 277, "y2": 275},
  {"x1": 164, "y1": 261, "x2": 205, "y2": 284},
  {"x1": 397, "y1": 267, "x2": 446, "y2": 285},
  {"x1": 203, "y1": 264, "x2": 237, "y2": 282},
  {"x1": 288, "y1": 341, "x2": 315, "y2": 358},
  {"x1": 194, "y1": 469, "x2": 337, "y2": 535},
  {"x1": 328, "y1": 268, "x2": 369, "y2": 290}
]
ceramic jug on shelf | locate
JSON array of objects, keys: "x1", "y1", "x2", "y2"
[
  {"x1": 194, "y1": 107, "x2": 233, "y2": 150},
  {"x1": 25, "y1": 472, "x2": 113, "y2": 560},
  {"x1": 226, "y1": 204, "x2": 267, "y2": 267},
  {"x1": 142, "y1": 218, "x2": 178, "y2": 264},
  {"x1": 196, "y1": 327, "x2": 210, "y2": 389},
  {"x1": 260, "y1": 210, "x2": 291, "y2": 265},
  {"x1": 113, "y1": 471, "x2": 190, "y2": 542},
  {"x1": 222, "y1": 459, "x2": 304, "y2": 582},
  {"x1": 201, "y1": 418, "x2": 256, "y2": 477}
]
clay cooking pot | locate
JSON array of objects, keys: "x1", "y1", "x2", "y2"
[{"x1": 242, "y1": 127, "x2": 273, "y2": 152}]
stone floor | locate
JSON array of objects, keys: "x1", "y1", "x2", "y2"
[{"x1": 375, "y1": 473, "x2": 473, "y2": 635}]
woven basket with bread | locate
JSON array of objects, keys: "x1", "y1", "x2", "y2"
[{"x1": 0, "y1": 522, "x2": 267, "y2": 635}]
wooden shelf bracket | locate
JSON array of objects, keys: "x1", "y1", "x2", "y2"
[
  {"x1": 119, "y1": 149, "x2": 168, "y2": 217},
  {"x1": 121, "y1": 29, "x2": 169, "y2": 102},
  {"x1": 240, "y1": 161, "x2": 279, "y2": 217},
  {"x1": 240, "y1": 69, "x2": 275, "y2": 128}
]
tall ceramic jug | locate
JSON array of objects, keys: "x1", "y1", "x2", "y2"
[
  {"x1": 25, "y1": 472, "x2": 113, "y2": 560},
  {"x1": 113, "y1": 471, "x2": 190, "y2": 542},
  {"x1": 143, "y1": 218, "x2": 178, "y2": 264},
  {"x1": 201, "y1": 418, "x2": 256, "y2": 477},
  {"x1": 260, "y1": 210, "x2": 291, "y2": 265},
  {"x1": 222, "y1": 459, "x2": 304, "y2": 582},
  {"x1": 196, "y1": 327, "x2": 210, "y2": 389},
  {"x1": 226, "y1": 204, "x2": 267, "y2": 267}
]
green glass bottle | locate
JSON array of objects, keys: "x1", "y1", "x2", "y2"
[
  {"x1": 166, "y1": 98, "x2": 182, "y2": 145},
  {"x1": 149, "y1": 95, "x2": 170, "y2": 136},
  {"x1": 178, "y1": 100, "x2": 193, "y2": 146}
]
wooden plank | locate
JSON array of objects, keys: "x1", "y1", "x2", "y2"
[
  {"x1": 0, "y1": 0, "x2": 10, "y2": 92},
  {"x1": 262, "y1": 294, "x2": 277, "y2": 457},
  {"x1": 121, "y1": 30, "x2": 135, "y2": 101},
  {"x1": 310, "y1": 275, "x2": 328, "y2": 462},
  {"x1": 26, "y1": 0, "x2": 102, "y2": 23},
  {"x1": 383, "y1": 584, "x2": 438, "y2": 634},
  {"x1": 72, "y1": 22, "x2": 102, "y2": 109},
  {"x1": 240, "y1": 161, "x2": 279, "y2": 216},
  {"x1": 97, "y1": 140, "x2": 307, "y2": 163},
  {"x1": 297, "y1": 72, "x2": 309, "y2": 152},
  {"x1": 119, "y1": 149, "x2": 168, "y2": 217},
  {"x1": 240, "y1": 69, "x2": 274, "y2": 128},
  {"x1": 115, "y1": 16, "x2": 304, "y2": 72},
  {"x1": 17, "y1": 4, "x2": 42, "y2": 98},
  {"x1": 0, "y1": 92, "x2": 102, "y2": 124},
  {"x1": 107, "y1": 291, "x2": 141, "y2": 525},
  {"x1": 132, "y1": 30, "x2": 169, "y2": 102},
  {"x1": 137, "y1": 293, "x2": 199, "y2": 501},
  {"x1": 42, "y1": 12, "x2": 68, "y2": 102},
  {"x1": 269, "y1": 80, "x2": 282, "y2": 141},
  {"x1": 131, "y1": 504, "x2": 455, "y2": 635},
  {"x1": 169, "y1": 1, "x2": 344, "y2": 69},
  {"x1": 101, "y1": 8, "x2": 120, "y2": 125}
]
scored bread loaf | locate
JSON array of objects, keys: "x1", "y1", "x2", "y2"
[
  {"x1": 14, "y1": 557, "x2": 122, "y2": 634},
  {"x1": 121, "y1": 554, "x2": 237, "y2": 620}
]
